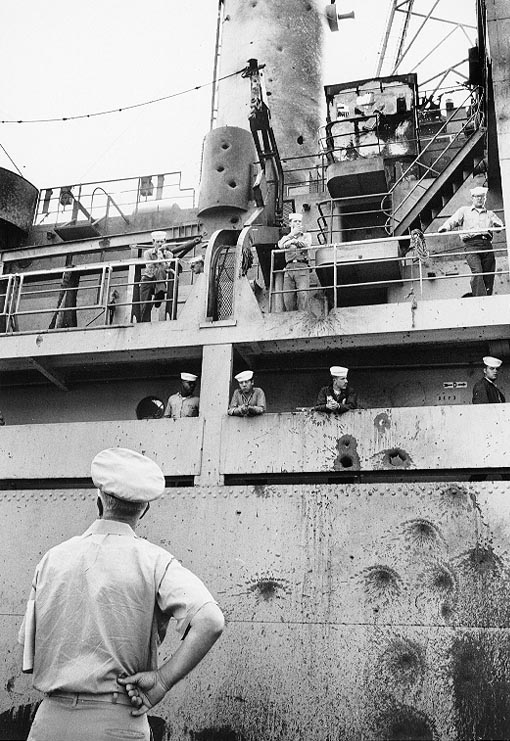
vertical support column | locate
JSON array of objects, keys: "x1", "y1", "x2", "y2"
[
  {"x1": 196, "y1": 343, "x2": 233, "y2": 486},
  {"x1": 331, "y1": 201, "x2": 343, "y2": 242},
  {"x1": 486, "y1": 1, "x2": 510, "y2": 265},
  {"x1": 129, "y1": 244, "x2": 140, "y2": 324}
]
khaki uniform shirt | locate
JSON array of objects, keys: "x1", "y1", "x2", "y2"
[
  {"x1": 19, "y1": 519, "x2": 215, "y2": 694},
  {"x1": 228, "y1": 387, "x2": 266, "y2": 415},
  {"x1": 441, "y1": 205, "x2": 503, "y2": 241},
  {"x1": 164, "y1": 393, "x2": 200, "y2": 419},
  {"x1": 278, "y1": 231, "x2": 312, "y2": 264},
  {"x1": 142, "y1": 247, "x2": 173, "y2": 279}
]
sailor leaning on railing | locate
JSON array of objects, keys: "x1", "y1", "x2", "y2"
[{"x1": 438, "y1": 185, "x2": 504, "y2": 298}]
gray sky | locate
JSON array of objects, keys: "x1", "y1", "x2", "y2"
[{"x1": 0, "y1": 0, "x2": 474, "y2": 190}]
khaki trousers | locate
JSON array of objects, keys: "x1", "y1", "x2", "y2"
[{"x1": 27, "y1": 696, "x2": 151, "y2": 741}]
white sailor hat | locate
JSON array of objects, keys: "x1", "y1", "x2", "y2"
[
  {"x1": 91, "y1": 447, "x2": 165, "y2": 503},
  {"x1": 289, "y1": 212, "x2": 303, "y2": 221},
  {"x1": 235, "y1": 370, "x2": 254, "y2": 382},
  {"x1": 181, "y1": 372, "x2": 198, "y2": 381},
  {"x1": 483, "y1": 356, "x2": 502, "y2": 368},
  {"x1": 470, "y1": 186, "x2": 488, "y2": 197},
  {"x1": 151, "y1": 230, "x2": 167, "y2": 241},
  {"x1": 189, "y1": 254, "x2": 204, "y2": 265},
  {"x1": 330, "y1": 365, "x2": 349, "y2": 377}
]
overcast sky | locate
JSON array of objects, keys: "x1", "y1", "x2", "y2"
[{"x1": 0, "y1": 0, "x2": 474, "y2": 190}]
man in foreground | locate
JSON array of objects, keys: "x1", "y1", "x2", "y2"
[{"x1": 20, "y1": 447, "x2": 224, "y2": 740}]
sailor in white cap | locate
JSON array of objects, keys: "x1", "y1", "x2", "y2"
[
  {"x1": 277, "y1": 212, "x2": 313, "y2": 312},
  {"x1": 314, "y1": 365, "x2": 358, "y2": 414},
  {"x1": 163, "y1": 372, "x2": 200, "y2": 419},
  {"x1": 189, "y1": 253, "x2": 205, "y2": 276},
  {"x1": 438, "y1": 185, "x2": 504, "y2": 297},
  {"x1": 138, "y1": 233, "x2": 202, "y2": 322},
  {"x1": 228, "y1": 369, "x2": 267, "y2": 416},
  {"x1": 139, "y1": 230, "x2": 175, "y2": 322},
  {"x1": 20, "y1": 448, "x2": 223, "y2": 740},
  {"x1": 472, "y1": 356, "x2": 506, "y2": 404}
]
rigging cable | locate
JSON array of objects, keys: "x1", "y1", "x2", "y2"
[
  {"x1": 0, "y1": 140, "x2": 23, "y2": 175},
  {"x1": 0, "y1": 68, "x2": 244, "y2": 125},
  {"x1": 410, "y1": 228, "x2": 429, "y2": 260}
]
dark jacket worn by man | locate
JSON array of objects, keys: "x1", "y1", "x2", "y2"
[
  {"x1": 472, "y1": 377, "x2": 505, "y2": 404},
  {"x1": 315, "y1": 384, "x2": 358, "y2": 414}
]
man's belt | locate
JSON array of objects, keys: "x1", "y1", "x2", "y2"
[
  {"x1": 286, "y1": 259, "x2": 309, "y2": 266},
  {"x1": 463, "y1": 235, "x2": 492, "y2": 243},
  {"x1": 48, "y1": 691, "x2": 132, "y2": 706}
]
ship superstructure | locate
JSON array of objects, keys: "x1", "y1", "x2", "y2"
[{"x1": 2, "y1": 1, "x2": 510, "y2": 739}]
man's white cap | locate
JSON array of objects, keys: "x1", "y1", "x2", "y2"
[
  {"x1": 289, "y1": 212, "x2": 303, "y2": 221},
  {"x1": 235, "y1": 370, "x2": 254, "y2": 382},
  {"x1": 470, "y1": 186, "x2": 488, "y2": 197},
  {"x1": 330, "y1": 365, "x2": 349, "y2": 377},
  {"x1": 91, "y1": 448, "x2": 165, "y2": 503},
  {"x1": 189, "y1": 254, "x2": 204, "y2": 265},
  {"x1": 151, "y1": 230, "x2": 167, "y2": 241},
  {"x1": 483, "y1": 356, "x2": 502, "y2": 368},
  {"x1": 181, "y1": 372, "x2": 198, "y2": 381}
]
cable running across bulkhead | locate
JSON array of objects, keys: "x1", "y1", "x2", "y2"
[{"x1": 0, "y1": 68, "x2": 244, "y2": 125}]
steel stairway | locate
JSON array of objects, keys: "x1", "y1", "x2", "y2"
[{"x1": 383, "y1": 93, "x2": 486, "y2": 237}]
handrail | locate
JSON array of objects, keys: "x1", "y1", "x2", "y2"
[
  {"x1": 90, "y1": 187, "x2": 130, "y2": 225},
  {"x1": 35, "y1": 171, "x2": 196, "y2": 226},
  {"x1": 381, "y1": 90, "x2": 484, "y2": 233},
  {"x1": 268, "y1": 227, "x2": 507, "y2": 311},
  {"x1": 316, "y1": 192, "x2": 392, "y2": 245},
  {"x1": 0, "y1": 255, "x2": 185, "y2": 333}
]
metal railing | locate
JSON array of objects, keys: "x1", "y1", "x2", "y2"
[
  {"x1": 381, "y1": 90, "x2": 485, "y2": 234},
  {"x1": 35, "y1": 171, "x2": 196, "y2": 227},
  {"x1": 271, "y1": 94, "x2": 479, "y2": 202},
  {"x1": 0, "y1": 274, "x2": 18, "y2": 332},
  {"x1": 0, "y1": 256, "x2": 186, "y2": 334},
  {"x1": 316, "y1": 192, "x2": 392, "y2": 245},
  {"x1": 269, "y1": 228, "x2": 508, "y2": 312}
]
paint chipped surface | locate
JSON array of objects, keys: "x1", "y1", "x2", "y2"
[
  {"x1": 378, "y1": 447, "x2": 414, "y2": 469},
  {"x1": 5, "y1": 482, "x2": 510, "y2": 740},
  {"x1": 333, "y1": 434, "x2": 360, "y2": 471},
  {"x1": 374, "y1": 411, "x2": 391, "y2": 434},
  {"x1": 246, "y1": 575, "x2": 291, "y2": 603}
]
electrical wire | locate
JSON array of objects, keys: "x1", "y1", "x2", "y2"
[
  {"x1": 0, "y1": 140, "x2": 23, "y2": 175},
  {"x1": 0, "y1": 68, "x2": 244, "y2": 125}
]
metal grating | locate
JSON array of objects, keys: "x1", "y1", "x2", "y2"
[{"x1": 214, "y1": 246, "x2": 236, "y2": 320}]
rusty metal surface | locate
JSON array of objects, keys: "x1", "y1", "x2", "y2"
[
  {"x1": 221, "y1": 406, "x2": 510, "y2": 473},
  {"x1": 198, "y1": 128, "x2": 255, "y2": 215},
  {"x1": 216, "y1": 0, "x2": 323, "y2": 165},
  {"x1": 0, "y1": 168, "x2": 38, "y2": 233},
  {"x1": 2, "y1": 482, "x2": 510, "y2": 739}
]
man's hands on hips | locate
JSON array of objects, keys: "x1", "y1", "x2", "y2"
[
  {"x1": 117, "y1": 670, "x2": 168, "y2": 716},
  {"x1": 117, "y1": 603, "x2": 224, "y2": 716}
]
